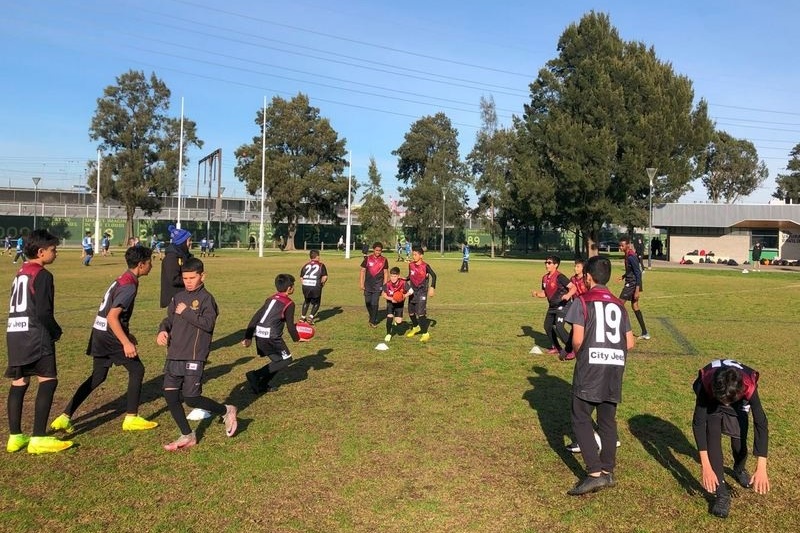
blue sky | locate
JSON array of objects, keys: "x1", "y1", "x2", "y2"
[{"x1": 2, "y1": 0, "x2": 799, "y2": 205}]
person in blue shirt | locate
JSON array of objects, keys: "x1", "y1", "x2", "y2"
[
  {"x1": 82, "y1": 231, "x2": 94, "y2": 266},
  {"x1": 101, "y1": 234, "x2": 111, "y2": 256},
  {"x1": 12, "y1": 236, "x2": 25, "y2": 263},
  {"x1": 460, "y1": 241, "x2": 470, "y2": 273}
]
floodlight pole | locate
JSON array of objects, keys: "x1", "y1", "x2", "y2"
[
  {"x1": 646, "y1": 167, "x2": 657, "y2": 269},
  {"x1": 440, "y1": 187, "x2": 446, "y2": 256},
  {"x1": 32, "y1": 177, "x2": 41, "y2": 231}
]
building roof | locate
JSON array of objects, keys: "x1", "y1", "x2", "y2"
[{"x1": 653, "y1": 203, "x2": 800, "y2": 231}]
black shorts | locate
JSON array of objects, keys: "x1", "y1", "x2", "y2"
[
  {"x1": 84, "y1": 248, "x2": 94, "y2": 256},
  {"x1": 258, "y1": 338, "x2": 293, "y2": 362},
  {"x1": 408, "y1": 291, "x2": 427, "y2": 316},
  {"x1": 619, "y1": 282, "x2": 640, "y2": 301},
  {"x1": 92, "y1": 353, "x2": 142, "y2": 368},
  {"x1": 302, "y1": 287, "x2": 322, "y2": 300},
  {"x1": 163, "y1": 359, "x2": 205, "y2": 397},
  {"x1": 386, "y1": 301, "x2": 405, "y2": 318},
  {"x1": 5, "y1": 354, "x2": 57, "y2": 379}
]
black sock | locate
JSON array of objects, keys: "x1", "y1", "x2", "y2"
[
  {"x1": 185, "y1": 396, "x2": 226, "y2": 416},
  {"x1": 33, "y1": 379, "x2": 58, "y2": 436},
  {"x1": 634, "y1": 310, "x2": 647, "y2": 335},
  {"x1": 164, "y1": 389, "x2": 192, "y2": 435},
  {"x1": 386, "y1": 317, "x2": 393, "y2": 334},
  {"x1": 7, "y1": 383, "x2": 29, "y2": 434},
  {"x1": 419, "y1": 316, "x2": 429, "y2": 334},
  {"x1": 410, "y1": 315, "x2": 418, "y2": 327}
]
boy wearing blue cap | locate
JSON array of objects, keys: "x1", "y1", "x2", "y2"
[{"x1": 160, "y1": 224, "x2": 193, "y2": 308}]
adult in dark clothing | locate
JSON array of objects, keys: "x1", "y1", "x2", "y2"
[
  {"x1": 751, "y1": 241, "x2": 763, "y2": 272},
  {"x1": 564, "y1": 255, "x2": 634, "y2": 496},
  {"x1": 633, "y1": 236, "x2": 645, "y2": 269},
  {"x1": 692, "y1": 359, "x2": 770, "y2": 518},
  {"x1": 160, "y1": 224, "x2": 193, "y2": 308}
]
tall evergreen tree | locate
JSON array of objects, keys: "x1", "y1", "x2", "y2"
[
  {"x1": 88, "y1": 70, "x2": 202, "y2": 239},
  {"x1": 234, "y1": 93, "x2": 348, "y2": 250},
  {"x1": 517, "y1": 12, "x2": 712, "y2": 254},
  {"x1": 358, "y1": 158, "x2": 393, "y2": 246},
  {"x1": 700, "y1": 131, "x2": 768, "y2": 203},
  {"x1": 393, "y1": 113, "x2": 469, "y2": 251}
]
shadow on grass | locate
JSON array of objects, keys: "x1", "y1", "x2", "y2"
[
  {"x1": 63, "y1": 356, "x2": 253, "y2": 437},
  {"x1": 522, "y1": 366, "x2": 584, "y2": 478},
  {"x1": 518, "y1": 325, "x2": 552, "y2": 349},
  {"x1": 628, "y1": 414, "x2": 706, "y2": 497},
  {"x1": 218, "y1": 348, "x2": 335, "y2": 436},
  {"x1": 315, "y1": 306, "x2": 343, "y2": 324},
  {"x1": 211, "y1": 328, "x2": 246, "y2": 350}
]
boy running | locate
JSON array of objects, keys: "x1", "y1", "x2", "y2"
[
  {"x1": 82, "y1": 231, "x2": 94, "y2": 266},
  {"x1": 242, "y1": 274, "x2": 308, "y2": 394},
  {"x1": 157, "y1": 258, "x2": 237, "y2": 451},
  {"x1": 51, "y1": 246, "x2": 158, "y2": 434},
  {"x1": 299, "y1": 249, "x2": 328, "y2": 325},
  {"x1": 382, "y1": 266, "x2": 413, "y2": 342},
  {"x1": 5, "y1": 230, "x2": 73, "y2": 454},
  {"x1": 404, "y1": 246, "x2": 437, "y2": 342}
]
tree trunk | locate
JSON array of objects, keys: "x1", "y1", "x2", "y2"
[
  {"x1": 285, "y1": 221, "x2": 297, "y2": 251},
  {"x1": 125, "y1": 207, "x2": 135, "y2": 243}
]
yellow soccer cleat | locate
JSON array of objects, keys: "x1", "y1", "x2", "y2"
[
  {"x1": 419, "y1": 333, "x2": 431, "y2": 343},
  {"x1": 27, "y1": 436, "x2": 73, "y2": 454},
  {"x1": 122, "y1": 415, "x2": 158, "y2": 431},
  {"x1": 7, "y1": 434, "x2": 30, "y2": 453},
  {"x1": 405, "y1": 326, "x2": 421, "y2": 338},
  {"x1": 50, "y1": 413, "x2": 75, "y2": 434}
]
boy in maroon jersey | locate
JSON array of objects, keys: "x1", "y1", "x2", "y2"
[
  {"x1": 242, "y1": 274, "x2": 308, "y2": 394},
  {"x1": 51, "y1": 246, "x2": 158, "y2": 435},
  {"x1": 359, "y1": 242, "x2": 389, "y2": 328},
  {"x1": 404, "y1": 246, "x2": 437, "y2": 342},
  {"x1": 618, "y1": 237, "x2": 649, "y2": 339},
  {"x1": 692, "y1": 359, "x2": 770, "y2": 518},
  {"x1": 299, "y1": 249, "x2": 328, "y2": 325},
  {"x1": 564, "y1": 255, "x2": 634, "y2": 495},
  {"x1": 382, "y1": 267, "x2": 413, "y2": 342},
  {"x1": 5, "y1": 230, "x2": 73, "y2": 454},
  {"x1": 532, "y1": 255, "x2": 575, "y2": 355}
]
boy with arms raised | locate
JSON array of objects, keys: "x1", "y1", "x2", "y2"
[
  {"x1": 564, "y1": 255, "x2": 634, "y2": 495},
  {"x1": 242, "y1": 274, "x2": 308, "y2": 394},
  {"x1": 5, "y1": 230, "x2": 73, "y2": 454},
  {"x1": 51, "y1": 246, "x2": 158, "y2": 434},
  {"x1": 157, "y1": 258, "x2": 237, "y2": 451}
]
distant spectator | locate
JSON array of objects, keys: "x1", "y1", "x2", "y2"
[{"x1": 752, "y1": 241, "x2": 763, "y2": 272}]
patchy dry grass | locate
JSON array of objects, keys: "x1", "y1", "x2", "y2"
[{"x1": 1, "y1": 250, "x2": 799, "y2": 532}]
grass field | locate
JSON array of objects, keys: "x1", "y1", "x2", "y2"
[{"x1": 1, "y1": 248, "x2": 799, "y2": 532}]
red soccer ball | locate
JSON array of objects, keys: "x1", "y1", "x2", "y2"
[
  {"x1": 295, "y1": 322, "x2": 315, "y2": 340},
  {"x1": 392, "y1": 290, "x2": 405, "y2": 303}
]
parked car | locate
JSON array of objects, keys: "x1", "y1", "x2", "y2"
[{"x1": 597, "y1": 241, "x2": 620, "y2": 252}]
